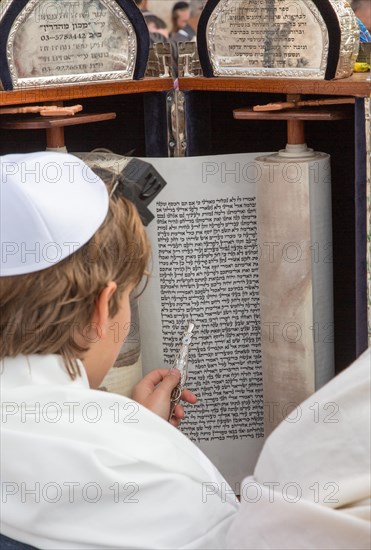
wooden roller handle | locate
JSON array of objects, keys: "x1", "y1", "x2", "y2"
[
  {"x1": 0, "y1": 104, "x2": 83, "y2": 116},
  {"x1": 254, "y1": 97, "x2": 355, "y2": 112}
]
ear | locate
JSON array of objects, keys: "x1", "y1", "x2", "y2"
[{"x1": 91, "y1": 281, "x2": 117, "y2": 338}]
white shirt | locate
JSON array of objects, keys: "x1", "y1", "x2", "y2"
[
  {"x1": 0, "y1": 355, "x2": 238, "y2": 549},
  {"x1": 2, "y1": 351, "x2": 370, "y2": 549},
  {"x1": 226, "y1": 347, "x2": 371, "y2": 550}
]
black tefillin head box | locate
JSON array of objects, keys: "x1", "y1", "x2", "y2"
[
  {"x1": 91, "y1": 157, "x2": 167, "y2": 226},
  {"x1": 110, "y1": 158, "x2": 167, "y2": 226}
]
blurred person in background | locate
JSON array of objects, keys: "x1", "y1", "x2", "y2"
[
  {"x1": 171, "y1": 1, "x2": 195, "y2": 40},
  {"x1": 351, "y1": 0, "x2": 371, "y2": 32},
  {"x1": 134, "y1": 0, "x2": 152, "y2": 17},
  {"x1": 188, "y1": 0, "x2": 204, "y2": 33},
  {"x1": 170, "y1": 0, "x2": 204, "y2": 77},
  {"x1": 144, "y1": 14, "x2": 170, "y2": 44}
]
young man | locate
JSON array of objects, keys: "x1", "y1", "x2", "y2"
[{"x1": 0, "y1": 152, "x2": 238, "y2": 549}]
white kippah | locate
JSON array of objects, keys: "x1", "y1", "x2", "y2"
[{"x1": 0, "y1": 152, "x2": 109, "y2": 276}]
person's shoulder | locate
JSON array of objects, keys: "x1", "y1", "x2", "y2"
[
  {"x1": 183, "y1": 24, "x2": 196, "y2": 38},
  {"x1": 149, "y1": 32, "x2": 168, "y2": 45},
  {"x1": 328, "y1": 346, "x2": 370, "y2": 394},
  {"x1": 170, "y1": 29, "x2": 191, "y2": 43}
]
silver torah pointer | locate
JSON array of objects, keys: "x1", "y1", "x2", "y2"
[{"x1": 169, "y1": 322, "x2": 194, "y2": 421}]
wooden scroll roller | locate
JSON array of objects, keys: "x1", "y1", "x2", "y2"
[
  {"x1": 253, "y1": 97, "x2": 355, "y2": 112},
  {"x1": 0, "y1": 104, "x2": 83, "y2": 116}
]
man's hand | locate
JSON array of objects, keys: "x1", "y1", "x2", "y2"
[{"x1": 132, "y1": 369, "x2": 197, "y2": 427}]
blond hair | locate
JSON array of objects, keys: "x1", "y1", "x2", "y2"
[{"x1": 0, "y1": 196, "x2": 150, "y2": 379}]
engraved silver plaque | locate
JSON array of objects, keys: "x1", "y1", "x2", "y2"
[
  {"x1": 205, "y1": 0, "x2": 359, "y2": 79},
  {"x1": 5, "y1": 0, "x2": 137, "y2": 87}
]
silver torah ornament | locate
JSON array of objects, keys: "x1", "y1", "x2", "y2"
[
  {"x1": 169, "y1": 323, "x2": 194, "y2": 421},
  {"x1": 198, "y1": 0, "x2": 360, "y2": 79}
]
